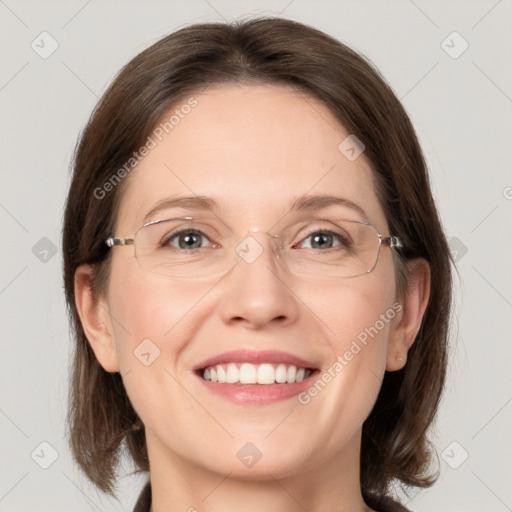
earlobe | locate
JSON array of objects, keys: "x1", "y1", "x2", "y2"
[
  {"x1": 386, "y1": 258, "x2": 431, "y2": 371},
  {"x1": 74, "y1": 265, "x2": 120, "y2": 373}
]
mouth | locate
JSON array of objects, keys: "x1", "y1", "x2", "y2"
[
  {"x1": 193, "y1": 350, "x2": 320, "y2": 404},
  {"x1": 195, "y1": 362, "x2": 316, "y2": 385}
]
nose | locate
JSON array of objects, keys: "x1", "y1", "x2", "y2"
[{"x1": 217, "y1": 232, "x2": 300, "y2": 330}]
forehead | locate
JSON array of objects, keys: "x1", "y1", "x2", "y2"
[{"x1": 117, "y1": 84, "x2": 386, "y2": 233}]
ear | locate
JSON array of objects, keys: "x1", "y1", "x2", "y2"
[
  {"x1": 74, "y1": 265, "x2": 120, "y2": 372},
  {"x1": 386, "y1": 258, "x2": 431, "y2": 371}
]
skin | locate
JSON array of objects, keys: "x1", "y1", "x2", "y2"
[{"x1": 75, "y1": 84, "x2": 430, "y2": 512}]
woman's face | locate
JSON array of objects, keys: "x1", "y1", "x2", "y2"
[{"x1": 98, "y1": 84, "x2": 402, "y2": 480}]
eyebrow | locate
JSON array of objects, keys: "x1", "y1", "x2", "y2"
[
  {"x1": 289, "y1": 194, "x2": 369, "y2": 221},
  {"x1": 143, "y1": 196, "x2": 217, "y2": 223},
  {"x1": 143, "y1": 194, "x2": 368, "y2": 224}
]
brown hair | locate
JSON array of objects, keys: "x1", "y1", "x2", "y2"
[{"x1": 63, "y1": 16, "x2": 452, "y2": 503}]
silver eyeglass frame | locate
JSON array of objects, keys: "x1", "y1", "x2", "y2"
[{"x1": 105, "y1": 216, "x2": 403, "y2": 278}]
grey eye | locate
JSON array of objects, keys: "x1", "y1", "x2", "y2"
[
  {"x1": 300, "y1": 231, "x2": 345, "y2": 250},
  {"x1": 166, "y1": 230, "x2": 210, "y2": 249}
]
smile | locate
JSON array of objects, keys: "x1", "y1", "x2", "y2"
[
  {"x1": 193, "y1": 349, "x2": 320, "y2": 404},
  {"x1": 201, "y1": 362, "x2": 313, "y2": 385}
]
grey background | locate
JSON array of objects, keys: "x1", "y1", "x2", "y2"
[{"x1": 1, "y1": 0, "x2": 511, "y2": 510}]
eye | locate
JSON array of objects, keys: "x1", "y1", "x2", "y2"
[
  {"x1": 298, "y1": 230, "x2": 349, "y2": 250},
  {"x1": 164, "y1": 229, "x2": 211, "y2": 250}
]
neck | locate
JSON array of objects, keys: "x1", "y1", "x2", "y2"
[{"x1": 146, "y1": 429, "x2": 372, "y2": 512}]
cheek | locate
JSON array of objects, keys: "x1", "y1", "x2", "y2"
[
  {"x1": 294, "y1": 271, "x2": 396, "y2": 415},
  {"x1": 300, "y1": 268, "x2": 396, "y2": 352},
  {"x1": 106, "y1": 259, "x2": 210, "y2": 370},
  {"x1": 104, "y1": 266, "x2": 211, "y2": 427}
]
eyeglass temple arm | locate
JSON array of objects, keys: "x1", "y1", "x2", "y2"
[
  {"x1": 105, "y1": 237, "x2": 135, "y2": 248},
  {"x1": 382, "y1": 236, "x2": 403, "y2": 248}
]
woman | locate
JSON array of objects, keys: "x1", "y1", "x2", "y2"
[{"x1": 63, "y1": 17, "x2": 452, "y2": 512}]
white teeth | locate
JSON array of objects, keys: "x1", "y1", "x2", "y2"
[
  {"x1": 201, "y1": 363, "x2": 313, "y2": 385},
  {"x1": 226, "y1": 363, "x2": 238, "y2": 383},
  {"x1": 275, "y1": 364, "x2": 287, "y2": 383},
  {"x1": 257, "y1": 363, "x2": 275, "y2": 385},
  {"x1": 217, "y1": 364, "x2": 227, "y2": 383},
  {"x1": 240, "y1": 363, "x2": 257, "y2": 384},
  {"x1": 286, "y1": 365, "x2": 297, "y2": 383}
]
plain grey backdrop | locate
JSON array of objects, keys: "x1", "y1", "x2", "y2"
[{"x1": 1, "y1": 0, "x2": 511, "y2": 511}]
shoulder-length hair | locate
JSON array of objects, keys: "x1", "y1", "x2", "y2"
[{"x1": 63, "y1": 16, "x2": 452, "y2": 501}]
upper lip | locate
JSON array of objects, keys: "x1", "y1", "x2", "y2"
[{"x1": 194, "y1": 349, "x2": 319, "y2": 371}]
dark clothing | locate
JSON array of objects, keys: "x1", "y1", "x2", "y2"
[
  {"x1": 133, "y1": 482, "x2": 151, "y2": 512},
  {"x1": 364, "y1": 492, "x2": 412, "y2": 511},
  {"x1": 133, "y1": 482, "x2": 411, "y2": 512}
]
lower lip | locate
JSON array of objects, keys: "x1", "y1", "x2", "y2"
[{"x1": 195, "y1": 371, "x2": 318, "y2": 404}]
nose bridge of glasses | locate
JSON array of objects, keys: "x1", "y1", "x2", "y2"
[{"x1": 244, "y1": 228, "x2": 281, "y2": 242}]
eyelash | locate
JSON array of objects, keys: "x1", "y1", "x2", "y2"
[
  {"x1": 161, "y1": 229, "x2": 211, "y2": 249},
  {"x1": 161, "y1": 228, "x2": 351, "y2": 251},
  {"x1": 294, "y1": 229, "x2": 351, "y2": 250}
]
